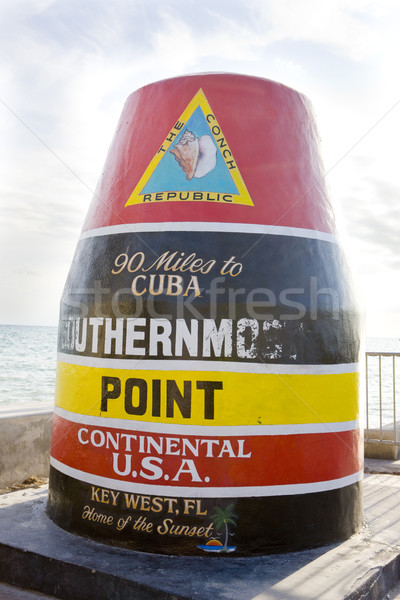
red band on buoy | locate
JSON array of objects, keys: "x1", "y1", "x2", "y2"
[
  {"x1": 51, "y1": 415, "x2": 362, "y2": 490},
  {"x1": 82, "y1": 74, "x2": 335, "y2": 234}
]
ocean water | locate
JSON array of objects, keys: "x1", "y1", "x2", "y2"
[
  {"x1": 364, "y1": 337, "x2": 400, "y2": 429},
  {"x1": 0, "y1": 325, "x2": 398, "y2": 423},
  {"x1": 0, "y1": 324, "x2": 57, "y2": 413}
]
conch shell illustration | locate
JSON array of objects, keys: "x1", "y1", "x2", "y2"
[{"x1": 170, "y1": 129, "x2": 217, "y2": 180}]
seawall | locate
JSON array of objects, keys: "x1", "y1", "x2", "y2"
[{"x1": 0, "y1": 407, "x2": 52, "y2": 489}]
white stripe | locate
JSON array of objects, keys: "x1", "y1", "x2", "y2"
[
  {"x1": 57, "y1": 353, "x2": 358, "y2": 375},
  {"x1": 79, "y1": 222, "x2": 338, "y2": 244},
  {"x1": 54, "y1": 405, "x2": 360, "y2": 436},
  {"x1": 50, "y1": 457, "x2": 363, "y2": 498}
]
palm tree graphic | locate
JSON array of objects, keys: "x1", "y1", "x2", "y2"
[{"x1": 210, "y1": 504, "x2": 238, "y2": 551}]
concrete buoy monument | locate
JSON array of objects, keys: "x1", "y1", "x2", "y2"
[{"x1": 47, "y1": 73, "x2": 362, "y2": 555}]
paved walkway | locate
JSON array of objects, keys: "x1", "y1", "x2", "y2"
[{"x1": 364, "y1": 457, "x2": 400, "y2": 476}]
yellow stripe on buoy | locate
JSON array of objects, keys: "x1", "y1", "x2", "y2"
[{"x1": 55, "y1": 361, "x2": 359, "y2": 426}]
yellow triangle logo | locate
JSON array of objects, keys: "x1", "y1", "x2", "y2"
[{"x1": 125, "y1": 89, "x2": 253, "y2": 207}]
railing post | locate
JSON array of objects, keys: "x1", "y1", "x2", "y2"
[
  {"x1": 394, "y1": 355, "x2": 397, "y2": 444},
  {"x1": 364, "y1": 351, "x2": 400, "y2": 458},
  {"x1": 379, "y1": 354, "x2": 382, "y2": 440},
  {"x1": 366, "y1": 353, "x2": 369, "y2": 432}
]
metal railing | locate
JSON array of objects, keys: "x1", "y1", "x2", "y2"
[{"x1": 365, "y1": 352, "x2": 400, "y2": 447}]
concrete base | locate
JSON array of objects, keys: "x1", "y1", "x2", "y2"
[
  {"x1": 0, "y1": 411, "x2": 52, "y2": 488},
  {"x1": 0, "y1": 582, "x2": 58, "y2": 599},
  {"x1": 1, "y1": 473, "x2": 400, "y2": 599},
  {"x1": 364, "y1": 429, "x2": 400, "y2": 460}
]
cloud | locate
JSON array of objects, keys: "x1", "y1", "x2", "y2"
[
  {"x1": 250, "y1": 0, "x2": 380, "y2": 61},
  {"x1": 341, "y1": 176, "x2": 400, "y2": 266},
  {"x1": 0, "y1": 0, "x2": 399, "y2": 333}
]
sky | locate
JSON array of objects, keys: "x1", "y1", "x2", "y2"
[{"x1": 0, "y1": 0, "x2": 399, "y2": 338}]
